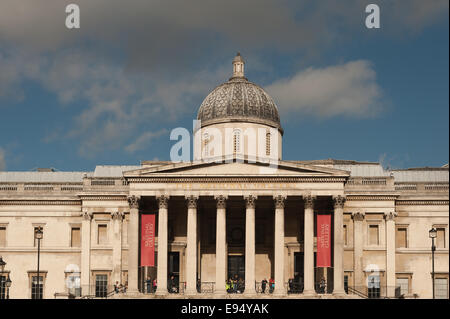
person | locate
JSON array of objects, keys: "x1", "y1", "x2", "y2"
[
  {"x1": 118, "y1": 283, "x2": 124, "y2": 293},
  {"x1": 114, "y1": 281, "x2": 119, "y2": 293},
  {"x1": 153, "y1": 278, "x2": 157, "y2": 292},
  {"x1": 146, "y1": 277, "x2": 152, "y2": 293},
  {"x1": 319, "y1": 278, "x2": 326, "y2": 294},
  {"x1": 261, "y1": 278, "x2": 267, "y2": 294},
  {"x1": 124, "y1": 281, "x2": 128, "y2": 293},
  {"x1": 288, "y1": 278, "x2": 293, "y2": 293},
  {"x1": 269, "y1": 278, "x2": 274, "y2": 293}
]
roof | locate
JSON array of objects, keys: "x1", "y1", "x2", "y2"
[
  {"x1": 0, "y1": 171, "x2": 90, "y2": 183},
  {"x1": 93, "y1": 165, "x2": 141, "y2": 177},
  {"x1": 391, "y1": 168, "x2": 449, "y2": 182}
]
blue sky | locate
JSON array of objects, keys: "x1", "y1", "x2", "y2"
[{"x1": 0, "y1": 0, "x2": 448, "y2": 172}]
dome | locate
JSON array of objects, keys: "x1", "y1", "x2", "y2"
[{"x1": 197, "y1": 53, "x2": 283, "y2": 133}]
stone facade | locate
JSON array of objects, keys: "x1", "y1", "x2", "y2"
[{"x1": 0, "y1": 55, "x2": 448, "y2": 299}]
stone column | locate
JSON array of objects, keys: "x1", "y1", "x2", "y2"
[
  {"x1": 185, "y1": 195, "x2": 198, "y2": 295},
  {"x1": 244, "y1": 195, "x2": 257, "y2": 295},
  {"x1": 385, "y1": 211, "x2": 397, "y2": 297},
  {"x1": 111, "y1": 211, "x2": 124, "y2": 285},
  {"x1": 215, "y1": 195, "x2": 227, "y2": 295},
  {"x1": 273, "y1": 195, "x2": 286, "y2": 295},
  {"x1": 352, "y1": 212, "x2": 365, "y2": 290},
  {"x1": 333, "y1": 195, "x2": 346, "y2": 295},
  {"x1": 156, "y1": 195, "x2": 169, "y2": 295},
  {"x1": 303, "y1": 195, "x2": 316, "y2": 295},
  {"x1": 80, "y1": 210, "x2": 92, "y2": 295},
  {"x1": 127, "y1": 196, "x2": 140, "y2": 294}
]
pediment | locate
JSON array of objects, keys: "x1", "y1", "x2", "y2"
[{"x1": 123, "y1": 159, "x2": 350, "y2": 178}]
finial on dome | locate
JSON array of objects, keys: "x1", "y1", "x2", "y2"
[{"x1": 232, "y1": 52, "x2": 245, "y2": 78}]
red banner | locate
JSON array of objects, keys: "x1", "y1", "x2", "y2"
[
  {"x1": 141, "y1": 214, "x2": 156, "y2": 267},
  {"x1": 317, "y1": 214, "x2": 331, "y2": 268}
]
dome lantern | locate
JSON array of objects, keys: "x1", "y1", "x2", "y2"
[{"x1": 232, "y1": 52, "x2": 245, "y2": 79}]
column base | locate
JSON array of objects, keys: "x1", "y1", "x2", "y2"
[
  {"x1": 302, "y1": 289, "x2": 317, "y2": 297},
  {"x1": 155, "y1": 289, "x2": 168, "y2": 296},
  {"x1": 184, "y1": 289, "x2": 198, "y2": 296},
  {"x1": 332, "y1": 289, "x2": 346, "y2": 297}
]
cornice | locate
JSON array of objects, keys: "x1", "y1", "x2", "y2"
[
  {"x1": 126, "y1": 176, "x2": 347, "y2": 183},
  {"x1": 79, "y1": 195, "x2": 128, "y2": 201}
]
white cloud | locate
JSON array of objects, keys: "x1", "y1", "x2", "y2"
[
  {"x1": 266, "y1": 60, "x2": 383, "y2": 118},
  {"x1": 0, "y1": 147, "x2": 5, "y2": 171},
  {"x1": 125, "y1": 129, "x2": 168, "y2": 153}
]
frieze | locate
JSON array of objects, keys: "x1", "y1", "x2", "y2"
[
  {"x1": 0, "y1": 200, "x2": 81, "y2": 206},
  {"x1": 346, "y1": 195, "x2": 398, "y2": 201},
  {"x1": 396, "y1": 200, "x2": 449, "y2": 206},
  {"x1": 126, "y1": 177, "x2": 347, "y2": 185}
]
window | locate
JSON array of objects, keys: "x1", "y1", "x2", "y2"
[
  {"x1": 396, "y1": 227, "x2": 407, "y2": 248},
  {"x1": 369, "y1": 225, "x2": 379, "y2": 245},
  {"x1": 396, "y1": 277, "x2": 409, "y2": 296},
  {"x1": 71, "y1": 227, "x2": 81, "y2": 247},
  {"x1": 435, "y1": 278, "x2": 448, "y2": 299},
  {"x1": 266, "y1": 131, "x2": 271, "y2": 156},
  {"x1": 0, "y1": 275, "x2": 6, "y2": 299},
  {"x1": 344, "y1": 275, "x2": 349, "y2": 293},
  {"x1": 367, "y1": 275, "x2": 380, "y2": 298},
  {"x1": 95, "y1": 274, "x2": 108, "y2": 297},
  {"x1": 66, "y1": 272, "x2": 81, "y2": 297},
  {"x1": 97, "y1": 225, "x2": 107, "y2": 245},
  {"x1": 31, "y1": 276, "x2": 44, "y2": 299},
  {"x1": 233, "y1": 130, "x2": 241, "y2": 154},
  {"x1": 343, "y1": 224, "x2": 348, "y2": 246},
  {"x1": 436, "y1": 228, "x2": 446, "y2": 248},
  {"x1": 0, "y1": 227, "x2": 6, "y2": 247}
]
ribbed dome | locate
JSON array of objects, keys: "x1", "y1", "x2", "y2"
[{"x1": 197, "y1": 54, "x2": 282, "y2": 132}]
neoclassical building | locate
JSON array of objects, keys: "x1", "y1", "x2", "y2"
[{"x1": 0, "y1": 54, "x2": 448, "y2": 299}]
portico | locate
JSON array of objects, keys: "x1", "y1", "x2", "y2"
[{"x1": 123, "y1": 159, "x2": 350, "y2": 297}]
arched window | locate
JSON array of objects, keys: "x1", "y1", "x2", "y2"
[
  {"x1": 203, "y1": 132, "x2": 209, "y2": 157},
  {"x1": 233, "y1": 130, "x2": 241, "y2": 154},
  {"x1": 266, "y1": 131, "x2": 271, "y2": 156}
]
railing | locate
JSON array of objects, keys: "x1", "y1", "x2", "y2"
[
  {"x1": 199, "y1": 282, "x2": 215, "y2": 294},
  {"x1": 346, "y1": 286, "x2": 402, "y2": 299},
  {"x1": 78, "y1": 285, "x2": 118, "y2": 299}
]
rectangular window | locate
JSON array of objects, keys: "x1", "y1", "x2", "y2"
[
  {"x1": 31, "y1": 276, "x2": 44, "y2": 299},
  {"x1": 436, "y1": 228, "x2": 446, "y2": 248},
  {"x1": 95, "y1": 274, "x2": 108, "y2": 297},
  {"x1": 0, "y1": 227, "x2": 6, "y2": 247},
  {"x1": 343, "y1": 225, "x2": 348, "y2": 246},
  {"x1": 369, "y1": 225, "x2": 379, "y2": 245},
  {"x1": 396, "y1": 277, "x2": 409, "y2": 296},
  {"x1": 435, "y1": 278, "x2": 448, "y2": 299},
  {"x1": 71, "y1": 227, "x2": 81, "y2": 247},
  {"x1": 97, "y1": 225, "x2": 107, "y2": 245},
  {"x1": 367, "y1": 275, "x2": 380, "y2": 298},
  {"x1": 0, "y1": 276, "x2": 6, "y2": 299},
  {"x1": 396, "y1": 228, "x2": 407, "y2": 248}
]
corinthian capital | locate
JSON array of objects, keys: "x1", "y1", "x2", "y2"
[
  {"x1": 304, "y1": 195, "x2": 316, "y2": 209},
  {"x1": 186, "y1": 195, "x2": 198, "y2": 209},
  {"x1": 127, "y1": 195, "x2": 141, "y2": 209},
  {"x1": 384, "y1": 211, "x2": 398, "y2": 221},
  {"x1": 111, "y1": 211, "x2": 124, "y2": 220},
  {"x1": 274, "y1": 195, "x2": 286, "y2": 209},
  {"x1": 245, "y1": 195, "x2": 257, "y2": 209},
  {"x1": 333, "y1": 195, "x2": 346, "y2": 209},
  {"x1": 157, "y1": 195, "x2": 169, "y2": 209},
  {"x1": 215, "y1": 195, "x2": 227, "y2": 209},
  {"x1": 351, "y1": 211, "x2": 365, "y2": 221}
]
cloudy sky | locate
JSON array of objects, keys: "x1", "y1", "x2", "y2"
[{"x1": 0, "y1": 0, "x2": 448, "y2": 171}]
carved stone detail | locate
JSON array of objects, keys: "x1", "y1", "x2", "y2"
[
  {"x1": 111, "y1": 211, "x2": 124, "y2": 220},
  {"x1": 127, "y1": 195, "x2": 140, "y2": 209},
  {"x1": 352, "y1": 212, "x2": 365, "y2": 221},
  {"x1": 81, "y1": 211, "x2": 93, "y2": 220},
  {"x1": 186, "y1": 195, "x2": 198, "y2": 209},
  {"x1": 333, "y1": 195, "x2": 346, "y2": 209},
  {"x1": 274, "y1": 195, "x2": 286, "y2": 209},
  {"x1": 157, "y1": 195, "x2": 169, "y2": 209},
  {"x1": 215, "y1": 195, "x2": 227, "y2": 209},
  {"x1": 384, "y1": 211, "x2": 398, "y2": 221},
  {"x1": 245, "y1": 195, "x2": 257, "y2": 209},
  {"x1": 304, "y1": 195, "x2": 316, "y2": 209}
]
